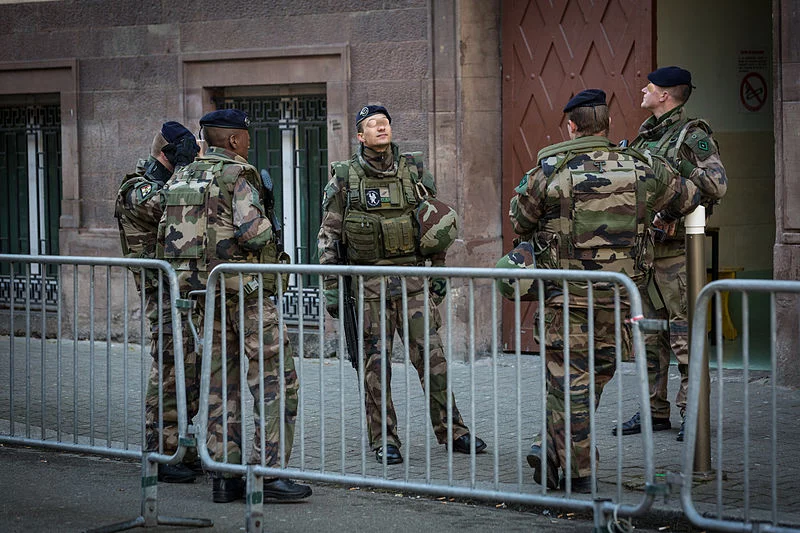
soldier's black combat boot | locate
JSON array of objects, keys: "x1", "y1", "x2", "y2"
[
  {"x1": 375, "y1": 444, "x2": 403, "y2": 465},
  {"x1": 262, "y1": 478, "x2": 313, "y2": 501},
  {"x1": 526, "y1": 444, "x2": 559, "y2": 490},
  {"x1": 212, "y1": 476, "x2": 245, "y2": 503},
  {"x1": 158, "y1": 463, "x2": 198, "y2": 484}
]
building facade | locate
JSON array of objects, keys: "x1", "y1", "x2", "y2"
[{"x1": 0, "y1": 0, "x2": 795, "y2": 383}]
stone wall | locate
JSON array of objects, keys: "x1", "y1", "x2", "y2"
[{"x1": 773, "y1": 0, "x2": 800, "y2": 387}]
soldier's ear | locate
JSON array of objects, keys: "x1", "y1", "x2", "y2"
[{"x1": 567, "y1": 120, "x2": 578, "y2": 136}]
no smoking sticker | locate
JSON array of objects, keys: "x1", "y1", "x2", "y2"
[{"x1": 740, "y1": 72, "x2": 767, "y2": 112}]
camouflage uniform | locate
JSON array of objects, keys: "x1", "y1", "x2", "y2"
[
  {"x1": 157, "y1": 146, "x2": 296, "y2": 468},
  {"x1": 630, "y1": 105, "x2": 727, "y2": 419},
  {"x1": 114, "y1": 157, "x2": 200, "y2": 455},
  {"x1": 317, "y1": 143, "x2": 470, "y2": 451},
  {"x1": 508, "y1": 135, "x2": 701, "y2": 478}
]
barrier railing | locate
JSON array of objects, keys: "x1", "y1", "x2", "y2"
[
  {"x1": 196, "y1": 263, "x2": 659, "y2": 532},
  {"x1": 0, "y1": 254, "x2": 211, "y2": 531},
  {"x1": 682, "y1": 279, "x2": 800, "y2": 532}
]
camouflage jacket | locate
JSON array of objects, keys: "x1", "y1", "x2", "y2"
[
  {"x1": 317, "y1": 143, "x2": 443, "y2": 298},
  {"x1": 631, "y1": 105, "x2": 727, "y2": 254},
  {"x1": 115, "y1": 156, "x2": 169, "y2": 292},
  {"x1": 509, "y1": 135, "x2": 701, "y2": 280},
  {"x1": 157, "y1": 146, "x2": 275, "y2": 293}
]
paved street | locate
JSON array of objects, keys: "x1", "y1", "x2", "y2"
[{"x1": 1, "y1": 334, "x2": 799, "y2": 531}]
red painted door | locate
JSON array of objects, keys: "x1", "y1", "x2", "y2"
[{"x1": 500, "y1": 0, "x2": 654, "y2": 352}]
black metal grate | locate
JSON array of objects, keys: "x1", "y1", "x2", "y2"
[
  {"x1": 0, "y1": 102, "x2": 62, "y2": 308},
  {"x1": 213, "y1": 95, "x2": 327, "y2": 323}
]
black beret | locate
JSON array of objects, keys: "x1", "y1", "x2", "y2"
[
  {"x1": 160, "y1": 121, "x2": 194, "y2": 144},
  {"x1": 563, "y1": 89, "x2": 607, "y2": 113},
  {"x1": 355, "y1": 105, "x2": 391, "y2": 127},
  {"x1": 647, "y1": 66, "x2": 695, "y2": 88},
  {"x1": 199, "y1": 109, "x2": 251, "y2": 130}
]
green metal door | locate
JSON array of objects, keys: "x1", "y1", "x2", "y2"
[
  {"x1": 216, "y1": 95, "x2": 327, "y2": 322},
  {"x1": 0, "y1": 100, "x2": 62, "y2": 307}
]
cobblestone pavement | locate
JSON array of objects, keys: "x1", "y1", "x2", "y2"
[{"x1": 1, "y1": 335, "x2": 800, "y2": 531}]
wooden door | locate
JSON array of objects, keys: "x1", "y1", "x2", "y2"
[{"x1": 500, "y1": 0, "x2": 654, "y2": 352}]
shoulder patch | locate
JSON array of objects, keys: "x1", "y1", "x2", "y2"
[
  {"x1": 135, "y1": 181, "x2": 160, "y2": 203},
  {"x1": 514, "y1": 174, "x2": 529, "y2": 194},
  {"x1": 683, "y1": 129, "x2": 717, "y2": 161}
]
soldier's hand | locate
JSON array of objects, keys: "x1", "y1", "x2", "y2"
[
  {"x1": 324, "y1": 288, "x2": 339, "y2": 318},
  {"x1": 652, "y1": 212, "x2": 677, "y2": 241},
  {"x1": 430, "y1": 277, "x2": 447, "y2": 306}
]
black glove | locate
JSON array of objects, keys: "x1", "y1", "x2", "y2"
[{"x1": 162, "y1": 135, "x2": 200, "y2": 169}]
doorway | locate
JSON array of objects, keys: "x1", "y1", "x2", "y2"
[{"x1": 215, "y1": 92, "x2": 327, "y2": 323}]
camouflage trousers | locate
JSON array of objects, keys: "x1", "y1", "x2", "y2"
[
  {"x1": 362, "y1": 290, "x2": 469, "y2": 450},
  {"x1": 535, "y1": 300, "x2": 621, "y2": 478},
  {"x1": 143, "y1": 294, "x2": 201, "y2": 458},
  {"x1": 202, "y1": 295, "x2": 298, "y2": 469},
  {"x1": 644, "y1": 252, "x2": 689, "y2": 418}
]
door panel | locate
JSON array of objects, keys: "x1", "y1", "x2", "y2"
[{"x1": 501, "y1": 0, "x2": 654, "y2": 352}]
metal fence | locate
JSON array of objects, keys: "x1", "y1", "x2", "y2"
[
  {"x1": 681, "y1": 279, "x2": 800, "y2": 533},
  {"x1": 0, "y1": 254, "x2": 211, "y2": 531},
  {"x1": 7, "y1": 257, "x2": 799, "y2": 532},
  {"x1": 195, "y1": 263, "x2": 659, "y2": 532}
]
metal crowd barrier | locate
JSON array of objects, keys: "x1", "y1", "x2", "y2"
[
  {"x1": 0, "y1": 254, "x2": 211, "y2": 531},
  {"x1": 682, "y1": 279, "x2": 800, "y2": 532},
  {"x1": 197, "y1": 263, "x2": 659, "y2": 532}
]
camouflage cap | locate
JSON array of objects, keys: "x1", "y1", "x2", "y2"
[
  {"x1": 494, "y1": 241, "x2": 540, "y2": 301},
  {"x1": 416, "y1": 197, "x2": 458, "y2": 256}
]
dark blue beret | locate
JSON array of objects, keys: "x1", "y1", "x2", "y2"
[
  {"x1": 563, "y1": 89, "x2": 607, "y2": 113},
  {"x1": 355, "y1": 105, "x2": 391, "y2": 127},
  {"x1": 199, "y1": 109, "x2": 251, "y2": 130},
  {"x1": 648, "y1": 66, "x2": 695, "y2": 88},
  {"x1": 160, "y1": 121, "x2": 194, "y2": 144}
]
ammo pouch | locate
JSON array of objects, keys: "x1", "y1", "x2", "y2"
[
  {"x1": 343, "y1": 211, "x2": 383, "y2": 262},
  {"x1": 257, "y1": 244, "x2": 291, "y2": 296},
  {"x1": 380, "y1": 214, "x2": 416, "y2": 257},
  {"x1": 343, "y1": 211, "x2": 416, "y2": 263}
]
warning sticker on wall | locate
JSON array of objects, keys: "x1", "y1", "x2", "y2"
[{"x1": 738, "y1": 50, "x2": 769, "y2": 113}]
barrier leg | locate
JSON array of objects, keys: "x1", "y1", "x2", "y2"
[
  {"x1": 85, "y1": 453, "x2": 213, "y2": 532},
  {"x1": 246, "y1": 465, "x2": 265, "y2": 533}
]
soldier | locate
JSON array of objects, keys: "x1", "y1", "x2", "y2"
[
  {"x1": 317, "y1": 104, "x2": 486, "y2": 465},
  {"x1": 613, "y1": 66, "x2": 728, "y2": 442},
  {"x1": 504, "y1": 89, "x2": 702, "y2": 492},
  {"x1": 157, "y1": 109, "x2": 311, "y2": 503},
  {"x1": 114, "y1": 121, "x2": 201, "y2": 483}
]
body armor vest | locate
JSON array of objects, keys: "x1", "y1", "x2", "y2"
[
  {"x1": 334, "y1": 154, "x2": 422, "y2": 266},
  {"x1": 536, "y1": 145, "x2": 650, "y2": 281},
  {"x1": 158, "y1": 155, "x2": 281, "y2": 293}
]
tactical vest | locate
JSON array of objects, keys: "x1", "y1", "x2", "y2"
[
  {"x1": 333, "y1": 153, "x2": 424, "y2": 266},
  {"x1": 633, "y1": 117, "x2": 713, "y2": 252},
  {"x1": 536, "y1": 146, "x2": 651, "y2": 281},
  {"x1": 158, "y1": 156, "x2": 281, "y2": 293}
]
